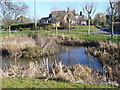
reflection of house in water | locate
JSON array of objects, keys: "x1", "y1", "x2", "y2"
[{"x1": 39, "y1": 8, "x2": 87, "y2": 26}]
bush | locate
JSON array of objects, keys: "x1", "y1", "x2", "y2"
[
  {"x1": 57, "y1": 26, "x2": 64, "y2": 30},
  {"x1": 71, "y1": 26, "x2": 79, "y2": 29},
  {"x1": 11, "y1": 23, "x2": 35, "y2": 31},
  {"x1": 52, "y1": 26, "x2": 64, "y2": 30},
  {"x1": 114, "y1": 22, "x2": 120, "y2": 32},
  {"x1": 37, "y1": 23, "x2": 52, "y2": 27},
  {"x1": 1, "y1": 25, "x2": 7, "y2": 30},
  {"x1": 60, "y1": 22, "x2": 69, "y2": 29},
  {"x1": 37, "y1": 23, "x2": 53, "y2": 30}
]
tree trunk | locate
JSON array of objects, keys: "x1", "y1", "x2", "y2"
[
  {"x1": 68, "y1": 20, "x2": 70, "y2": 33},
  {"x1": 111, "y1": 21, "x2": 114, "y2": 39},
  {"x1": 35, "y1": 22, "x2": 37, "y2": 31},
  {"x1": 8, "y1": 25, "x2": 11, "y2": 34},
  {"x1": 55, "y1": 23, "x2": 58, "y2": 33},
  {"x1": 111, "y1": 12, "x2": 114, "y2": 39},
  {"x1": 88, "y1": 15, "x2": 90, "y2": 35}
]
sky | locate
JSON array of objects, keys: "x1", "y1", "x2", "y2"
[{"x1": 19, "y1": 0, "x2": 110, "y2": 21}]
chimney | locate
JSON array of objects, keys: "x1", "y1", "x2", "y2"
[
  {"x1": 67, "y1": 7, "x2": 70, "y2": 13},
  {"x1": 80, "y1": 11, "x2": 82, "y2": 16}
]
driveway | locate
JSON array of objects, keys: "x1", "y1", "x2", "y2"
[{"x1": 91, "y1": 26, "x2": 120, "y2": 36}]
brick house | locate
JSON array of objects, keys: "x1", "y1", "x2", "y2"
[
  {"x1": 16, "y1": 16, "x2": 31, "y2": 24},
  {"x1": 39, "y1": 8, "x2": 87, "y2": 26}
]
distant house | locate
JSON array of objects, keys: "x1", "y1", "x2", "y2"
[
  {"x1": 77, "y1": 12, "x2": 87, "y2": 25},
  {"x1": 16, "y1": 16, "x2": 31, "y2": 24},
  {"x1": 39, "y1": 8, "x2": 87, "y2": 26},
  {"x1": 49, "y1": 11, "x2": 67, "y2": 26},
  {"x1": 80, "y1": 19, "x2": 87, "y2": 25},
  {"x1": 39, "y1": 17, "x2": 49, "y2": 23}
]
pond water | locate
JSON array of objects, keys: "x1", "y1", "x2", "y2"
[
  {"x1": 1, "y1": 46, "x2": 104, "y2": 71},
  {"x1": 55, "y1": 46, "x2": 104, "y2": 71}
]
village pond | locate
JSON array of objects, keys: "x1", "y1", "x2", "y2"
[{"x1": 2, "y1": 45, "x2": 104, "y2": 71}]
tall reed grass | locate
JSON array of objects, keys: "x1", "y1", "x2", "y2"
[
  {"x1": 1, "y1": 60, "x2": 94, "y2": 83},
  {"x1": 1, "y1": 35, "x2": 57, "y2": 58}
]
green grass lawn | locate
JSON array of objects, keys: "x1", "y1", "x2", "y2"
[
  {"x1": 2, "y1": 77, "x2": 118, "y2": 88},
  {"x1": 40, "y1": 30, "x2": 120, "y2": 42},
  {"x1": 0, "y1": 30, "x2": 39, "y2": 37},
  {"x1": 0, "y1": 25, "x2": 120, "y2": 42},
  {"x1": 73, "y1": 25, "x2": 96, "y2": 32},
  {"x1": 94, "y1": 25, "x2": 109, "y2": 29},
  {"x1": 0, "y1": 26, "x2": 96, "y2": 36}
]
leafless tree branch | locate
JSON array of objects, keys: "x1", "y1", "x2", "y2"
[
  {"x1": 0, "y1": 0, "x2": 28, "y2": 33},
  {"x1": 83, "y1": 2, "x2": 96, "y2": 35}
]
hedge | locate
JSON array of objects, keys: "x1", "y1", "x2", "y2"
[
  {"x1": 2, "y1": 23, "x2": 53, "y2": 31},
  {"x1": 114, "y1": 22, "x2": 120, "y2": 32},
  {"x1": 11, "y1": 23, "x2": 35, "y2": 30},
  {"x1": 37, "y1": 23, "x2": 52, "y2": 27}
]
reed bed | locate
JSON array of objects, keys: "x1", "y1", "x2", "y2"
[
  {"x1": 1, "y1": 60, "x2": 94, "y2": 83},
  {"x1": 85, "y1": 41, "x2": 120, "y2": 84},
  {"x1": 1, "y1": 35, "x2": 57, "y2": 58},
  {"x1": 2, "y1": 59, "x2": 119, "y2": 87}
]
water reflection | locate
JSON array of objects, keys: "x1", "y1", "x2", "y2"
[
  {"x1": 56, "y1": 46, "x2": 104, "y2": 70},
  {"x1": 1, "y1": 46, "x2": 104, "y2": 71}
]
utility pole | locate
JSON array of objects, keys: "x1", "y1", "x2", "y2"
[{"x1": 34, "y1": 0, "x2": 37, "y2": 31}]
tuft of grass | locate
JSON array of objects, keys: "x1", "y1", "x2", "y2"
[{"x1": 2, "y1": 77, "x2": 117, "y2": 88}]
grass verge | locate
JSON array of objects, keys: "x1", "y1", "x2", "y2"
[
  {"x1": 42, "y1": 30, "x2": 120, "y2": 42},
  {"x1": 2, "y1": 77, "x2": 117, "y2": 88},
  {"x1": 0, "y1": 25, "x2": 120, "y2": 42}
]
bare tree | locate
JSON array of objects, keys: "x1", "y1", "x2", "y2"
[
  {"x1": 67, "y1": 13, "x2": 71, "y2": 33},
  {"x1": 34, "y1": 0, "x2": 37, "y2": 31},
  {"x1": 55, "y1": 15, "x2": 60, "y2": 33},
  {"x1": 93, "y1": 13, "x2": 106, "y2": 25},
  {"x1": 107, "y1": 0, "x2": 119, "y2": 39},
  {"x1": 67, "y1": 7, "x2": 71, "y2": 33},
  {"x1": 0, "y1": 0, "x2": 28, "y2": 33},
  {"x1": 51, "y1": 7, "x2": 61, "y2": 33},
  {"x1": 83, "y1": 3, "x2": 96, "y2": 35}
]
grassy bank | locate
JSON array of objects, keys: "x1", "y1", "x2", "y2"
[
  {"x1": 1, "y1": 26, "x2": 119, "y2": 42},
  {"x1": 0, "y1": 30, "x2": 38, "y2": 37},
  {"x1": 1, "y1": 31, "x2": 119, "y2": 42},
  {"x1": 2, "y1": 77, "x2": 117, "y2": 88},
  {"x1": 43, "y1": 30, "x2": 120, "y2": 42}
]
